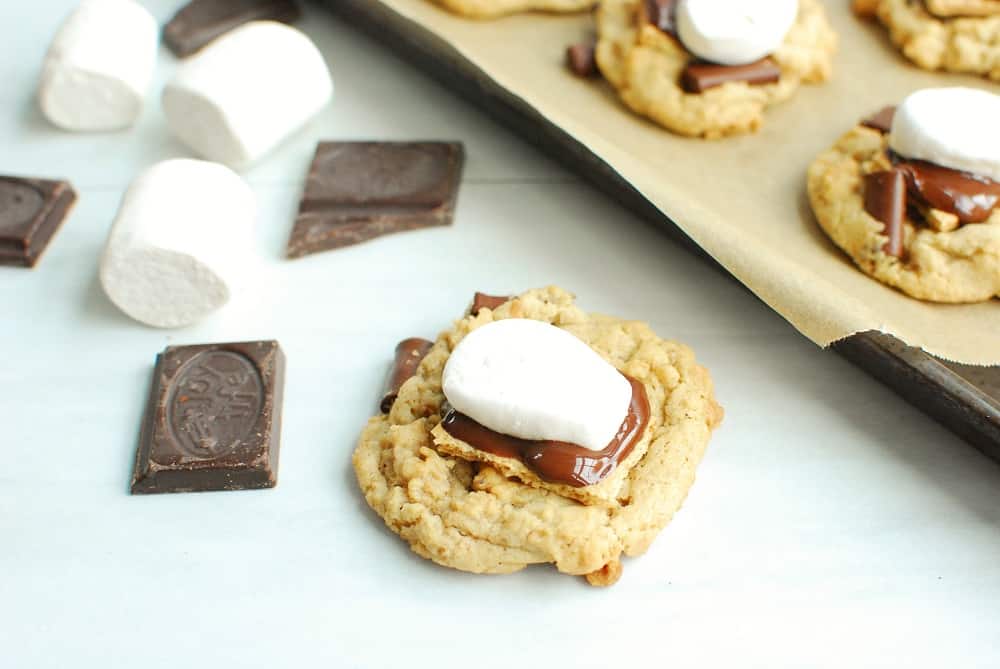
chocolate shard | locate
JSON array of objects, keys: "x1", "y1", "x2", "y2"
[
  {"x1": 0, "y1": 176, "x2": 76, "y2": 268},
  {"x1": 643, "y1": 0, "x2": 679, "y2": 34},
  {"x1": 0, "y1": 176, "x2": 76, "y2": 267},
  {"x1": 861, "y1": 106, "x2": 896, "y2": 134},
  {"x1": 680, "y1": 58, "x2": 781, "y2": 94},
  {"x1": 864, "y1": 169, "x2": 907, "y2": 258},
  {"x1": 164, "y1": 0, "x2": 302, "y2": 58},
  {"x1": 131, "y1": 340, "x2": 286, "y2": 494},
  {"x1": 471, "y1": 292, "x2": 510, "y2": 315},
  {"x1": 566, "y1": 42, "x2": 598, "y2": 78},
  {"x1": 286, "y1": 142, "x2": 465, "y2": 259},
  {"x1": 380, "y1": 338, "x2": 434, "y2": 413}
]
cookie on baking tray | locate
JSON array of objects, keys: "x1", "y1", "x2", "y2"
[
  {"x1": 854, "y1": 0, "x2": 1000, "y2": 81},
  {"x1": 353, "y1": 287, "x2": 723, "y2": 586},
  {"x1": 595, "y1": 0, "x2": 837, "y2": 138},
  {"x1": 429, "y1": 0, "x2": 594, "y2": 19},
  {"x1": 807, "y1": 88, "x2": 1000, "y2": 303}
]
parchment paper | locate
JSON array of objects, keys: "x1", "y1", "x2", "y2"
[{"x1": 375, "y1": 0, "x2": 1000, "y2": 364}]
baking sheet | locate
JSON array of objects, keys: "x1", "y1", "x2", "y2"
[{"x1": 348, "y1": 0, "x2": 999, "y2": 365}]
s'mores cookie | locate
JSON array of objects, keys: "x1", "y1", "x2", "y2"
[
  {"x1": 807, "y1": 88, "x2": 1000, "y2": 303},
  {"x1": 353, "y1": 287, "x2": 723, "y2": 586},
  {"x1": 854, "y1": 0, "x2": 1000, "y2": 81},
  {"x1": 595, "y1": 0, "x2": 837, "y2": 138}
]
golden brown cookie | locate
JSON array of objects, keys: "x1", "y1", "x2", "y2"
[
  {"x1": 429, "y1": 0, "x2": 594, "y2": 19},
  {"x1": 855, "y1": 0, "x2": 1000, "y2": 81},
  {"x1": 353, "y1": 287, "x2": 723, "y2": 585},
  {"x1": 807, "y1": 124, "x2": 1000, "y2": 302},
  {"x1": 594, "y1": 0, "x2": 837, "y2": 138}
]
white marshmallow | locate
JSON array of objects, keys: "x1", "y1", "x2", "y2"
[
  {"x1": 38, "y1": 0, "x2": 158, "y2": 131},
  {"x1": 889, "y1": 88, "x2": 1000, "y2": 183},
  {"x1": 675, "y1": 0, "x2": 798, "y2": 66},
  {"x1": 441, "y1": 319, "x2": 633, "y2": 451},
  {"x1": 162, "y1": 21, "x2": 334, "y2": 169},
  {"x1": 99, "y1": 159, "x2": 257, "y2": 328}
]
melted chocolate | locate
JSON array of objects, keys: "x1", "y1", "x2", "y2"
[
  {"x1": 440, "y1": 376, "x2": 650, "y2": 487},
  {"x1": 893, "y1": 158, "x2": 1000, "y2": 224}
]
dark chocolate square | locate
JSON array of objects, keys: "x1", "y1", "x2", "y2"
[
  {"x1": 130, "y1": 340, "x2": 286, "y2": 494},
  {"x1": 164, "y1": 0, "x2": 302, "y2": 58},
  {"x1": 286, "y1": 141, "x2": 465, "y2": 258},
  {"x1": 0, "y1": 176, "x2": 76, "y2": 268}
]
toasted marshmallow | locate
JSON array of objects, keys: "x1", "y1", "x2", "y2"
[
  {"x1": 441, "y1": 319, "x2": 633, "y2": 451},
  {"x1": 99, "y1": 159, "x2": 257, "y2": 328},
  {"x1": 38, "y1": 0, "x2": 158, "y2": 131},
  {"x1": 889, "y1": 88, "x2": 1000, "y2": 183},
  {"x1": 162, "y1": 21, "x2": 333, "y2": 169},
  {"x1": 675, "y1": 0, "x2": 798, "y2": 66}
]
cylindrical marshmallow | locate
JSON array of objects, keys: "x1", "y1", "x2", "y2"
[
  {"x1": 676, "y1": 0, "x2": 798, "y2": 66},
  {"x1": 38, "y1": 0, "x2": 158, "y2": 131},
  {"x1": 162, "y1": 21, "x2": 334, "y2": 169},
  {"x1": 99, "y1": 159, "x2": 257, "y2": 328},
  {"x1": 442, "y1": 319, "x2": 633, "y2": 451},
  {"x1": 889, "y1": 87, "x2": 1000, "y2": 183}
]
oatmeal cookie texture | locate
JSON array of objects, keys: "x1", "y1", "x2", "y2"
[
  {"x1": 594, "y1": 0, "x2": 837, "y2": 138},
  {"x1": 867, "y1": 0, "x2": 1000, "y2": 81},
  {"x1": 428, "y1": 0, "x2": 593, "y2": 19},
  {"x1": 807, "y1": 125, "x2": 1000, "y2": 302},
  {"x1": 353, "y1": 287, "x2": 723, "y2": 585}
]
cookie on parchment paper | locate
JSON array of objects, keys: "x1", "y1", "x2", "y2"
[
  {"x1": 807, "y1": 122, "x2": 1000, "y2": 303},
  {"x1": 595, "y1": 0, "x2": 837, "y2": 138},
  {"x1": 855, "y1": 0, "x2": 1000, "y2": 81}
]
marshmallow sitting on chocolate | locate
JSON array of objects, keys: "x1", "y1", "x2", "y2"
[
  {"x1": 162, "y1": 21, "x2": 333, "y2": 169},
  {"x1": 441, "y1": 319, "x2": 633, "y2": 451},
  {"x1": 99, "y1": 159, "x2": 257, "y2": 328},
  {"x1": 675, "y1": 0, "x2": 798, "y2": 66},
  {"x1": 38, "y1": 0, "x2": 158, "y2": 131},
  {"x1": 889, "y1": 88, "x2": 1000, "y2": 183}
]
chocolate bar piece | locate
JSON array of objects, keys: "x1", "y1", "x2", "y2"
[
  {"x1": 566, "y1": 42, "x2": 598, "y2": 77},
  {"x1": 163, "y1": 0, "x2": 302, "y2": 58},
  {"x1": 643, "y1": 0, "x2": 679, "y2": 34},
  {"x1": 864, "y1": 169, "x2": 906, "y2": 258},
  {"x1": 131, "y1": 340, "x2": 286, "y2": 494},
  {"x1": 380, "y1": 338, "x2": 434, "y2": 413},
  {"x1": 0, "y1": 176, "x2": 76, "y2": 268},
  {"x1": 680, "y1": 58, "x2": 781, "y2": 94},
  {"x1": 471, "y1": 292, "x2": 510, "y2": 315},
  {"x1": 286, "y1": 142, "x2": 465, "y2": 259},
  {"x1": 861, "y1": 106, "x2": 896, "y2": 134}
]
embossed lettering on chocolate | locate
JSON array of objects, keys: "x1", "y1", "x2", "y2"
[{"x1": 130, "y1": 340, "x2": 286, "y2": 494}]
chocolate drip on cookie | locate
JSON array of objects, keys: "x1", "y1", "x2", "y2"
[{"x1": 440, "y1": 376, "x2": 650, "y2": 488}]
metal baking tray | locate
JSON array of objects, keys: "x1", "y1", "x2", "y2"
[{"x1": 322, "y1": 0, "x2": 1000, "y2": 465}]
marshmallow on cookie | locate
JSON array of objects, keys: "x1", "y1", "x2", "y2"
[
  {"x1": 442, "y1": 319, "x2": 633, "y2": 451},
  {"x1": 594, "y1": 0, "x2": 836, "y2": 137},
  {"x1": 675, "y1": 0, "x2": 798, "y2": 66},
  {"x1": 807, "y1": 87, "x2": 1000, "y2": 303},
  {"x1": 889, "y1": 88, "x2": 1000, "y2": 184},
  {"x1": 866, "y1": 87, "x2": 1000, "y2": 245}
]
